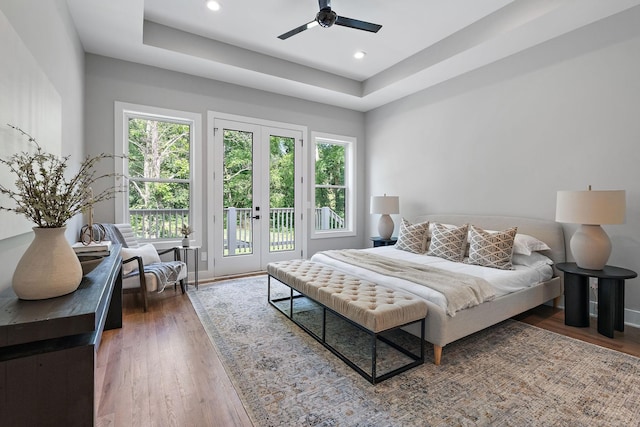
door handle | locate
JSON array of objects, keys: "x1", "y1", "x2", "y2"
[{"x1": 252, "y1": 215, "x2": 260, "y2": 220}]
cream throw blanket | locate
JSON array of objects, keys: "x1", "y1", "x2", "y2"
[{"x1": 320, "y1": 249, "x2": 495, "y2": 316}]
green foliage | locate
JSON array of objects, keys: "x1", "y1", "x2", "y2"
[
  {"x1": 223, "y1": 129, "x2": 253, "y2": 209},
  {"x1": 222, "y1": 132, "x2": 346, "y2": 227},
  {"x1": 126, "y1": 122, "x2": 348, "y2": 237},
  {"x1": 314, "y1": 142, "x2": 346, "y2": 220},
  {"x1": 269, "y1": 135, "x2": 295, "y2": 209},
  {"x1": 127, "y1": 118, "x2": 190, "y2": 210}
]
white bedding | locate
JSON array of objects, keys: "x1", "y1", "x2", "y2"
[{"x1": 310, "y1": 246, "x2": 553, "y2": 315}]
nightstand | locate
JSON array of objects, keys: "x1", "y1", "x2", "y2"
[
  {"x1": 370, "y1": 237, "x2": 397, "y2": 247},
  {"x1": 176, "y1": 246, "x2": 201, "y2": 289},
  {"x1": 556, "y1": 262, "x2": 637, "y2": 338}
]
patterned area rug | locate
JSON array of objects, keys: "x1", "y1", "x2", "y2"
[{"x1": 188, "y1": 275, "x2": 640, "y2": 426}]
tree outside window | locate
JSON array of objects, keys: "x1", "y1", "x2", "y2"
[
  {"x1": 312, "y1": 133, "x2": 355, "y2": 236},
  {"x1": 126, "y1": 117, "x2": 191, "y2": 239}
]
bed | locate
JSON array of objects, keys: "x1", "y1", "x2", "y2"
[{"x1": 310, "y1": 214, "x2": 565, "y2": 364}]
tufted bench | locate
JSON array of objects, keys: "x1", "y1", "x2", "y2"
[{"x1": 267, "y1": 259, "x2": 428, "y2": 384}]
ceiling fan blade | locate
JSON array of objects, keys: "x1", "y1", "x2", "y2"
[
  {"x1": 278, "y1": 21, "x2": 315, "y2": 40},
  {"x1": 335, "y1": 16, "x2": 382, "y2": 33},
  {"x1": 319, "y1": 0, "x2": 331, "y2": 10}
]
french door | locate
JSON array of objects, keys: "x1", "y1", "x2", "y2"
[{"x1": 213, "y1": 118, "x2": 303, "y2": 276}]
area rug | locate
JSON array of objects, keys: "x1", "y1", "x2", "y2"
[{"x1": 188, "y1": 275, "x2": 640, "y2": 426}]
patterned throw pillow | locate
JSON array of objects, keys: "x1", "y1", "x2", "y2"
[
  {"x1": 427, "y1": 223, "x2": 469, "y2": 262},
  {"x1": 395, "y1": 219, "x2": 429, "y2": 254},
  {"x1": 467, "y1": 225, "x2": 517, "y2": 270}
]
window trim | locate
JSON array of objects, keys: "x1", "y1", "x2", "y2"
[
  {"x1": 310, "y1": 131, "x2": 356, "y2": 239},
  {"x1": 114, "y1": 102, "x2": 202, "y2": 249}
]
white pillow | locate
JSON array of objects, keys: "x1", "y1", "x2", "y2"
[
  {"x1": 512, "y1": 252, "x2": 553, "y2": 268},
  {"x1": 121, "y1": 244, "x2": 161, "y2": 275},
  {"x1": 513, "y1": 234, "x2": 551, "y2": 256}
]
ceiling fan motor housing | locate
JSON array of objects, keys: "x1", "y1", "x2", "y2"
[
  {"x1": 277, "y1": 0, "x2": 381, "y2": 40},
  {"x1": 316, "y1": 8, "x2": 337, "y2": 27}
]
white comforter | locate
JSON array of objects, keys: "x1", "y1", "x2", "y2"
[{"x1": 310, "y1": 246, "x2": 553, "y2": 314}]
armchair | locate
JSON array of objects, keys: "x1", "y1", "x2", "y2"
[{"x1": 103, "y1": 223, "x2": 187, "y2": 311}]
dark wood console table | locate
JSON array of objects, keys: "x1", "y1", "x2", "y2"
[{"x1": 0, "y1": 246, "x2": 122, "y2": 427}]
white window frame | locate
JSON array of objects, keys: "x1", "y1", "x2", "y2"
[
  {"x1": 311, "y1": 131, "x2": 356, "y2": 239},
  {"x1": 114, "y1": 102, "x2": 203, "y2": 249}
]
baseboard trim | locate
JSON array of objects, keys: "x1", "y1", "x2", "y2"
[
  {"x1": 552, "y1": 299, "x2": 640, "y2": 329},
  {"x1": 589, "y1": 301, "x2": 640, "y2": 329}
]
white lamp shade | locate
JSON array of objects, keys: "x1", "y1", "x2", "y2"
[
  {"x1": 556, "y1": 190, "x2": 625, "y2": 225},
  {"x1": 370, "y1": 195, "x2": 399, "y2": 215},
  {"x1": 556, "y1": 189, "x2": 625, "y2": 270}
]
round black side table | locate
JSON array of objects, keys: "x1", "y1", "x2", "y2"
[
  {"x1": 370, "y1": 237, "x2": 397, "y2": 247},
  {"x1": 556, "y1": 262, "x2": 637, "y2": 338}
]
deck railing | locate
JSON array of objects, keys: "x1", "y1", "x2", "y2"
[
  {"x1": 128, "y1": 206, "x2": 345, "y2": 253},
  {"x1": 314, "y1": 207, "x2": 345, "y2": 231},
  {"x1": 129, "y1": 209, "x2": 190, "y2": 240}
]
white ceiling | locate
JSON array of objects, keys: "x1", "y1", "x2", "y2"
[{"x1": 66, "y1": 0, "x2": 640, "y2": 112}]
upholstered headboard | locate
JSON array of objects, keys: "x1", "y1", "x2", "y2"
[{"x1": 413, "y1": 214, "x2": 566, "y2": 271}]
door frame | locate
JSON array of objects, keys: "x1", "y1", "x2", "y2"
[{"x1": 206, "y1": 111, "x2": 308, "y2": 276}]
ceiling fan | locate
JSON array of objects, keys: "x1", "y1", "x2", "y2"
[{"x1": 278, "y1": 0, "x2": 382, "y2": 40}]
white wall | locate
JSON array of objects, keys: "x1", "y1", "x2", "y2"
[
  {"x1": 365, "y1": 10, "x2": 640, "y2": 317},
  {"x1": 84, "y1": 54, "x2": 366, "y2": 279},
  {"x1": 0, "y1": 0, "x2": 85, "y2": 292}
]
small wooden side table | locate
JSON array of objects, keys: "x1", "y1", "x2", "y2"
[
  {"x1": 177, "y1": 246, "x2": 200, "y2": 289},
  {"x1": 370, "y1": 237, "x2": 397, "y2": 247},
  {"x1": 556, "y1": 262, "x2": 637, "y2": 338}
]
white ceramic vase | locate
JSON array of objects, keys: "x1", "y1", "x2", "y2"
[
  {"x1": 12, "y1": 227, "x2": 83, "y2": 300},
  {"x1": 182, "y1": 237, "x2": 190, "y2": 247}
]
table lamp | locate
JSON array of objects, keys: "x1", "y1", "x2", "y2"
[
  {"x1": 555, "y1": 186, "x2": 625, "y2": 270},
  {"x1": 370, "y1": 195, "x2": 399, "y2": 240}
]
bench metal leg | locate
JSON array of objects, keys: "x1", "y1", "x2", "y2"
[{"x1": 267, "y1": 274, "x2": 425, "y2": 384}]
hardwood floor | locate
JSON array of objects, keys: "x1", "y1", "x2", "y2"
[
  {"x1": 96, "y1": 286, "x2": 640, "y2": 426},
  {"x1": 95, "y1": 286, "x2": 253, "y2": 427},
  {"x1": 514, "y1": 304, "x2": 640, "y2": 358}
]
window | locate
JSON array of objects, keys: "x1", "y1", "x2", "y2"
[
  {"x1": 311, "y1": 132, "x2": 356, "y2": 238},
  {"x1": 115, "y1": 103, "x2": 202, "y2": 244}
]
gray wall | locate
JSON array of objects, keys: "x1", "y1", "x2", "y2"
[
  {"x1": 84, "y1": 54, "x2": 366, "y2": 278},
  {"x1": 0, "y1": 0, "x2": 85, "y2": 292},
  {"x1": 365, "y1": 10, "x2": 640, "y2": 319},
  {"x1": 3, "y1": 1, "x2": 639, "y2": 322}
]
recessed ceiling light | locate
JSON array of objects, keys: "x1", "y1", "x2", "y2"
[
  {"x1": 206, "y1": 1, "x2": 221, "y2": 11},
  {"x1": 354, "y1": 51, "x2": 366, "y2": 59}
]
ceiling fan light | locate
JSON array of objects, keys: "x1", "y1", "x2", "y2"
[
  {"x1": 316, "y1": 9, "x2": 337, "y2": 28},
  {"x1": 206, "y1": 1, "x2": 220, "y2": 11}
]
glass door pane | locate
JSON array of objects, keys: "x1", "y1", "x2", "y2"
[
  {"x1": 213, "y1": 119, "x2": 302, "y2": 276},
  {"x1": 269, "y1": 134, "x2": 296, "y2": 253},
  {"x1": 222, "y1": 129, "x2": 254, "y2": 257}
]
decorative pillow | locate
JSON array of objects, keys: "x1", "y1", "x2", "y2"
[
  {"x1": 467, "y1": 225, "x2": 517, "y2": 270},
  {"x1": 395, "y1": 219, "x2": 429, "y2": 254},
  {"x1": 428, "y1": 223, "x2": 469, "y2": 262},
  {"x1": 121, "y1": 244, "x2": 161, "y2": 275},
  {"x1": 513, "y1": 233, "x2": 551, "y2": 256}
]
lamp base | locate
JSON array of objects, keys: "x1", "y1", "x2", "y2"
[
  {"x1": 378, "y1": 214, "x2": 394, "y2": 240},
  {"x1": 571, "y1": 224, "x2": 612, "y2": 270}
]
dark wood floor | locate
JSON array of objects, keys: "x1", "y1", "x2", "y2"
[
  {"x1": 514, "y1": 304, "x2": 640, "y2": 358},
  {"x1": 96, "y1": 285, "x2": 640, "y2": 426}
]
